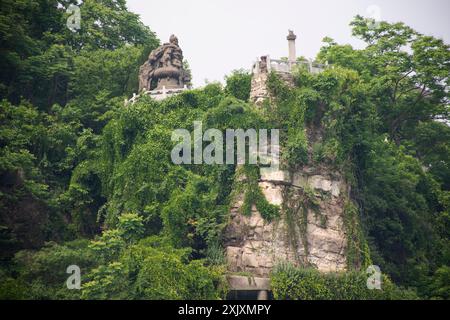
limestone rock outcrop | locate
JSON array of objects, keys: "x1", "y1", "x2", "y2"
[
  {"x1": 250, "y1": 56, "x2": 270, "y2": 105},
  {"x1": 224, "y1": 166, "x2": 348, "y2": 277}
]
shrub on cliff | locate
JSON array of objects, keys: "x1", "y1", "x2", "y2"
[{"x1": 270, "y1": 263, "x2": 418, "y2": 300}]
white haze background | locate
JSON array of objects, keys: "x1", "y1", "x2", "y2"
[{"x1": 127, "y1": 0, "x2": 450, "y2": 88}]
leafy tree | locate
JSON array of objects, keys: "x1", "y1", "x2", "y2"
[
  {"x1": 0, "y1": 0, "x2": 160, "y2": 253},
  {"x1": 7, "y1": 239, "x2": 95, "y2": 299},
  {"x1": 313, "y1": 17, "x2": 449, "y2": 296},
  {"x1": 428, "y1": 266, "x2": 450, "y2": 299},
  {"x1": 271, "y1": 263, "x2": 417, "y2": 300},
  {"x1": 225, "y1": 69, "x2": 252, "y2": 101}
]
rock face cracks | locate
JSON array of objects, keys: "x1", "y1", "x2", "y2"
[{"x1": 224, "y1": 166, "x2": 348, "y2": 277}]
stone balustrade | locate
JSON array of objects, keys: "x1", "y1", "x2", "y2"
[{"x1": 125, "y1": 85, "x2": 189, "y2": 105}]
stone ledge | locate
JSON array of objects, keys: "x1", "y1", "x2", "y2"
[
  {"x1": 259, "y1": 168, "x2": 290, "y2": 184},
  {"x1": 226, "y1": 275, "x2": 271, "y2": 291}
]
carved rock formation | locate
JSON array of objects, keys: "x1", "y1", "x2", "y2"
[{"x1": 138, "y1": 34, "x2": 191, "y2": 91}]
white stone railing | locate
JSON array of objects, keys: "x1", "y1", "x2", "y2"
[
  {"x1": 271, "y1": 58, "x2": 328, "y2": 74},
  {"x1": 269, "y1": 59, "x2": 292, "y2": 73},
  {"x1": 125, "y1": 85, "x2": 189, "y2": 105},
  {"x1": 252, "y1": 56, "x2": 328, "y2": 76}
]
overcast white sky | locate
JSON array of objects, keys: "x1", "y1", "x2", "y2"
[{"x1": 126, "y1": 0, "x2": 450, "y2": 87}]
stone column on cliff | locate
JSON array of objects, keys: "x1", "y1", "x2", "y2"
[{"x1": 287, "y1": 30, "x2": 297, "y2": 63}]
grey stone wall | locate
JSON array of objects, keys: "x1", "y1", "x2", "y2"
[{"x1": 224, "y1": 166, "x2": 348, "y2": 277}]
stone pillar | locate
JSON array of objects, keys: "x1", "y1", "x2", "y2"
[
  {"x1": 257, "y1": 290, "x2": 268, "y2": 300},
  {"x1": 287, "y1": 30, "x2": 297, "y2": 63}
]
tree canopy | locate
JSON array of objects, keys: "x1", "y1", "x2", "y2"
[{"x1": 0, "y1": 5, "x2": 449, "y2": 300}]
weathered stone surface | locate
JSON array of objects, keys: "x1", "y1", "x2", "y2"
[
  {"x1": 224, "y1": 166, "x2": 349, "y2": 277},
  {"x1": 292, "y1": 172, "x2": 308, "y2": 188},
  {"x1": 226, "y1": 246, "x2": 243, "y2": 269},
  {"x1": 250, "y1": 72, "x2": 269, "y2": 105},
  {"x1": 227, "y1": 275, "x2": 271, "y2": 291},
  {"x1": 331, "y1": 181, "x2": 341, "y2": 197},
  {"x1": 309, "y1": 175, "x2": 332, "y2": 192},
  {"x1": 258, "y1": 181, "x2": 283, "y2": 206},
  {"x1": 259, "y1": 168, "x2": 289, "y2": 184},
  {"x1": 291, "y1": 172, "x2": 341, "y2": 197}
]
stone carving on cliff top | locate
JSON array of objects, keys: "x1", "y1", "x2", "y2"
[{"x1": 138, "y1": 34, "x2": 191, "y2": 91}]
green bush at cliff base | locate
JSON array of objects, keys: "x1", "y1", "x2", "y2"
[{"x1": 270, "y1": 264, "x2": 418, "y2": 300}]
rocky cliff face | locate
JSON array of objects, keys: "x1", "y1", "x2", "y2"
[
  {"x1": 249, "y1": 72, "x2": 269, "y2": 106},
  {"x1": 224, "y1": 165, "x2": 349, "y2": 277},
  {"x1": 225, "y1": 61, "x2": 349, "y2": 277}
]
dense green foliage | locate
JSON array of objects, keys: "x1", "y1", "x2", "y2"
[
  {"x1": 0, "y1": 214, "x2": 225, "y2": 299},
  {"x1": 224, "y1": 69, "x2": 252, "y2": 102},
  {"x1": 266, "y1": 15, "x2": 449, "y2": 298},
  {"x1": 271, "y1": 263, "x2": 417, "y2": 300},
  {"x1": 0, "y1": 0, "x2": 158, "y2": 258},
  {"x1": 314, "y1": 17, "x2": 449, "y2": 298},
  {"x1": 96, "y1": 87, "x2": 270, "y2": 246},
  {"x1": 0, "y1": 2, "x2": 448, "y2": 300}
]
